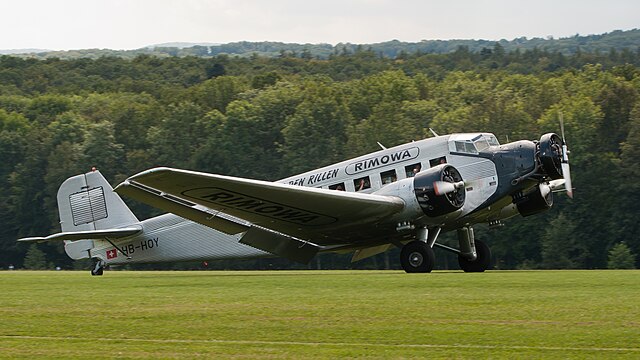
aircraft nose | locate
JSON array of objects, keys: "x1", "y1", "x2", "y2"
[{"x1": 489, "y1": 140, "x2": 538, "y2": 186}]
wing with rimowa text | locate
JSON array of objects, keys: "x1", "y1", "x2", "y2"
[{"x1": 114, "y1": 167, "x2": 405, "y2": 245}]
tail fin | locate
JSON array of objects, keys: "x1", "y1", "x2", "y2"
[
  {"x1": 57, "y1": 169, "x2": 139, "y2": 260},
  {"x1": 18, "y1": 170, "x2": 140, "y2": 260},
  {"x1": 58, "y1": 169, "x2": 138, "y2": 233}
]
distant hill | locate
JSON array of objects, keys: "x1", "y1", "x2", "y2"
[
  {"x1": 147, "y1": 42, "x2": 221, "y2": 49},
  {"x1": 0, "y1": 48, "x2": 50, "y2": 55},
  {"x1": 4, "y1": 28, "x2": 639, "y2": 60}
]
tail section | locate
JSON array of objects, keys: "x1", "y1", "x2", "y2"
[
  {"x1": 58, "y1": 169, "x2": 138, "y2": 232},
  {"x1": 57, "y1": 170, "x2": 139, "y2": 259}
]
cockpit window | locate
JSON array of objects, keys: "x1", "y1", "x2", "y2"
[
  {"x1": 450, "y1": 134, "x2": 499, "y2": 155},
  {"x1": 486, "y1": 135, "x2": 500, "y2": 146},
  {"x1": 474, "y1": 138, "x2": 490, "y2": 151},
  {"x1": 454, "y1": 141, "x2": 478, "y2": 154},
  {"x1": 474, "y1": 134, "x2": 500, "y2": 151}
]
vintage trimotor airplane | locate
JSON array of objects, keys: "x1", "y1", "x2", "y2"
[{"x1": 19, "y1": 129, "x2": 572, "y2": 275}]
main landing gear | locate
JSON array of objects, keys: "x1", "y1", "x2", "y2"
[{"x1": 399, "y1": 226, "x2": 492, "y2": 273}]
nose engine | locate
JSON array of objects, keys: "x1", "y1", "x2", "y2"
[
  {"x1": 538, "y1": 133, "x2": 564, "y2": 180},
  {"x1": 511, "y1": 132, "x2": 572, "y2": 216}
]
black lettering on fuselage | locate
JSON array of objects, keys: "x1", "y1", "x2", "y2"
[
  {"x1": 307, "y1": 168, "x2": 339, "y2": 185},
  {"x1": 346, "y1": 147, "x2": 419, "y2": 175},
  {"x1": 120, "y1": 237, "x2": 159, "y2": 256}
]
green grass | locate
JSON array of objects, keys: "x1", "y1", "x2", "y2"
[{"x1": 0, "y1": 270, "x2": 639, "y2": 359}]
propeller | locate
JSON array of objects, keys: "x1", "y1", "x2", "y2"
[{"x1": 559, "y1": 113, "x2": 573, "y2": 198}]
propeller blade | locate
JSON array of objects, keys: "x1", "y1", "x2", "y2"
[
  {"x1": 559, "y1": 112, "x2": 566, "y2": 143},
  {"x1": 559, "y1": 112, "x2": 573, "y2": 198},
  {"x1": 561, "y1": 163, "x2": 573, "y2": 198},
  {"x1": 433, "y1": 181, "x2": 464, "y2": 196}
]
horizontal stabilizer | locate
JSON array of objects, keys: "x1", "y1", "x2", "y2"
[
  {"x1": 240, "y1": 226, "x2": 319, "y2": 264},
  {"x1": 18, "y1": 227, "x2": 141, "y2": 243}
]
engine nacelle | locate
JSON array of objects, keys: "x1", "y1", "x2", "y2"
[
  {"x1": 373, "y1": 164, "x2": 466, "y2": 225},
  {"x1": 515, "y1": 183, "x2": 553, "y2": 217},
  {"x1": 413, "y1": 164, "x2": 466, "y2": 217}
]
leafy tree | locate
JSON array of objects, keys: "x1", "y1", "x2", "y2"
[
  {"x1": 281, "y1": 82, "x2": 350, "y2": 174},
  {"x1": 541, "y1": 214, "x2": 585, "y2": 269},
  {"x1": 23, "y1": 244, "x2": 48, "y2": 270},
  {"x1": 147, "y1": 102, "x2": 206, "y2": 168},
  {"x1": 189, "y1": 76, "x2": 248, "y2": 113},
  {"x1": 607, "y1": 243, "x2": 636, "y2": 269}
]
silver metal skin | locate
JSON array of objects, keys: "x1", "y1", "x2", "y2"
[{"x1": 19, "y1": 131, "x2": 569, "y2": 273}]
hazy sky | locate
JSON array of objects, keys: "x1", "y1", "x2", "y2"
[{"x1": 1, "y1": 0, "x2": 638, "y2": 50}]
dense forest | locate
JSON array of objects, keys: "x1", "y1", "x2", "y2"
[{"x1": 1, "y1": 37, "x2": 639, "y2": 271}]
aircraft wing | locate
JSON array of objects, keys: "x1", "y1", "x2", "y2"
[{"x1": 115, "y1": 167, "x2": 405, "y2": 245}]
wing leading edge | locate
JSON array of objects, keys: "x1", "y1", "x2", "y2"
[{"x1": 115, "y1": 167, "x2": 405, "y2": 245}]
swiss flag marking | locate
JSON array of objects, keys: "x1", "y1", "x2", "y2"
[{"x1": 106, "y1": 249, "x2": 118, "y2": 259}]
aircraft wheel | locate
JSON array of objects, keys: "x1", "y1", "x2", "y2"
[
  {"x1": 458, "y1": 239, "x2": 491, "y2": 272},
  {"x1": 91, "y1": 260, "x2": 104, "y2": 276},
  {"x1": 401, "y1": 241, "x2": 435, "y2": 273}
]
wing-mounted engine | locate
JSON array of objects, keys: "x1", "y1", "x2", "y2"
[
  {"x1": 373, "y1": 164, "x2": 466, "y2": 225},
  {"x1": 514, "y1": 183, "x2": 553, "y2": 217},
  {"x1": 413, "y1": 164, "x2": 466, "y2": 218}
]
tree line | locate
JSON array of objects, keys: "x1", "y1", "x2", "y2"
[
  {"x1": 11, "y1": 28, "x2": 640, "y2": 60},
  {"x1": 0, "y1": 45, "x2": 638, "y2": 270}
]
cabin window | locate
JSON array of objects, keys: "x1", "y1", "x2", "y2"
[
  {"x1": 405, "y1": 163, "x2": 422, "y2": 177},
  {"x1": 380, "y1": 170, "x2": 397, "y2": 185},
  {"x1": 429, "y1": 156, "x2": 447, "y2": 167},
  {"x1": 354, "y1": 176, "x2": 371, "y2": 191},
  {"x1": 329, "y1": 182, "x2": 345, "y2": 191}
]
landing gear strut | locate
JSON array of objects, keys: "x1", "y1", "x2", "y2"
[
  {"x1": 400, "y1": 226, "x2": 437, "y2": 273},
  {"x1": 456, "y1": 226, "x2": 491, "y2": 272},
  {"x1": 91, "y1": 259, "x2": 105, "y2": 276},
  {"x1": 458, "y1": 239, "x2": 491, "y2": 272},
  {"x1": 399, "y1": 225, "x2": 492, "y2": 273}
]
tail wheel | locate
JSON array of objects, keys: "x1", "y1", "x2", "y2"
[
  {"x1": 458, "y1": 239, "x2": 491, "y2": 272},
  {"x1": 91, "y1": 259, "x2": 105, "y2": 276},
  {"x1": 401, "y1": 241, "x2": 435, "y2": 273}
]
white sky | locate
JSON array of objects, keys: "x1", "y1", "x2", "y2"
[{"x1": 0, "y1": 0, "x2": 638, "y2": 50}]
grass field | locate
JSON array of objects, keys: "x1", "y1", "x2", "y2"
[{"x1": 0, "y1": 270, "x2": 639, "y2": 359}]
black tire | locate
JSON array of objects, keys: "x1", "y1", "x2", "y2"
[
  {"x1": 91, "y1": 260, "x2": 104, "y2": 276},
  {"x1": 401, "y1": 241, "x2": 435, "y2": 273},
  {"x1": 458, "y1": 239, "x2": 491, "y2": 272}
]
